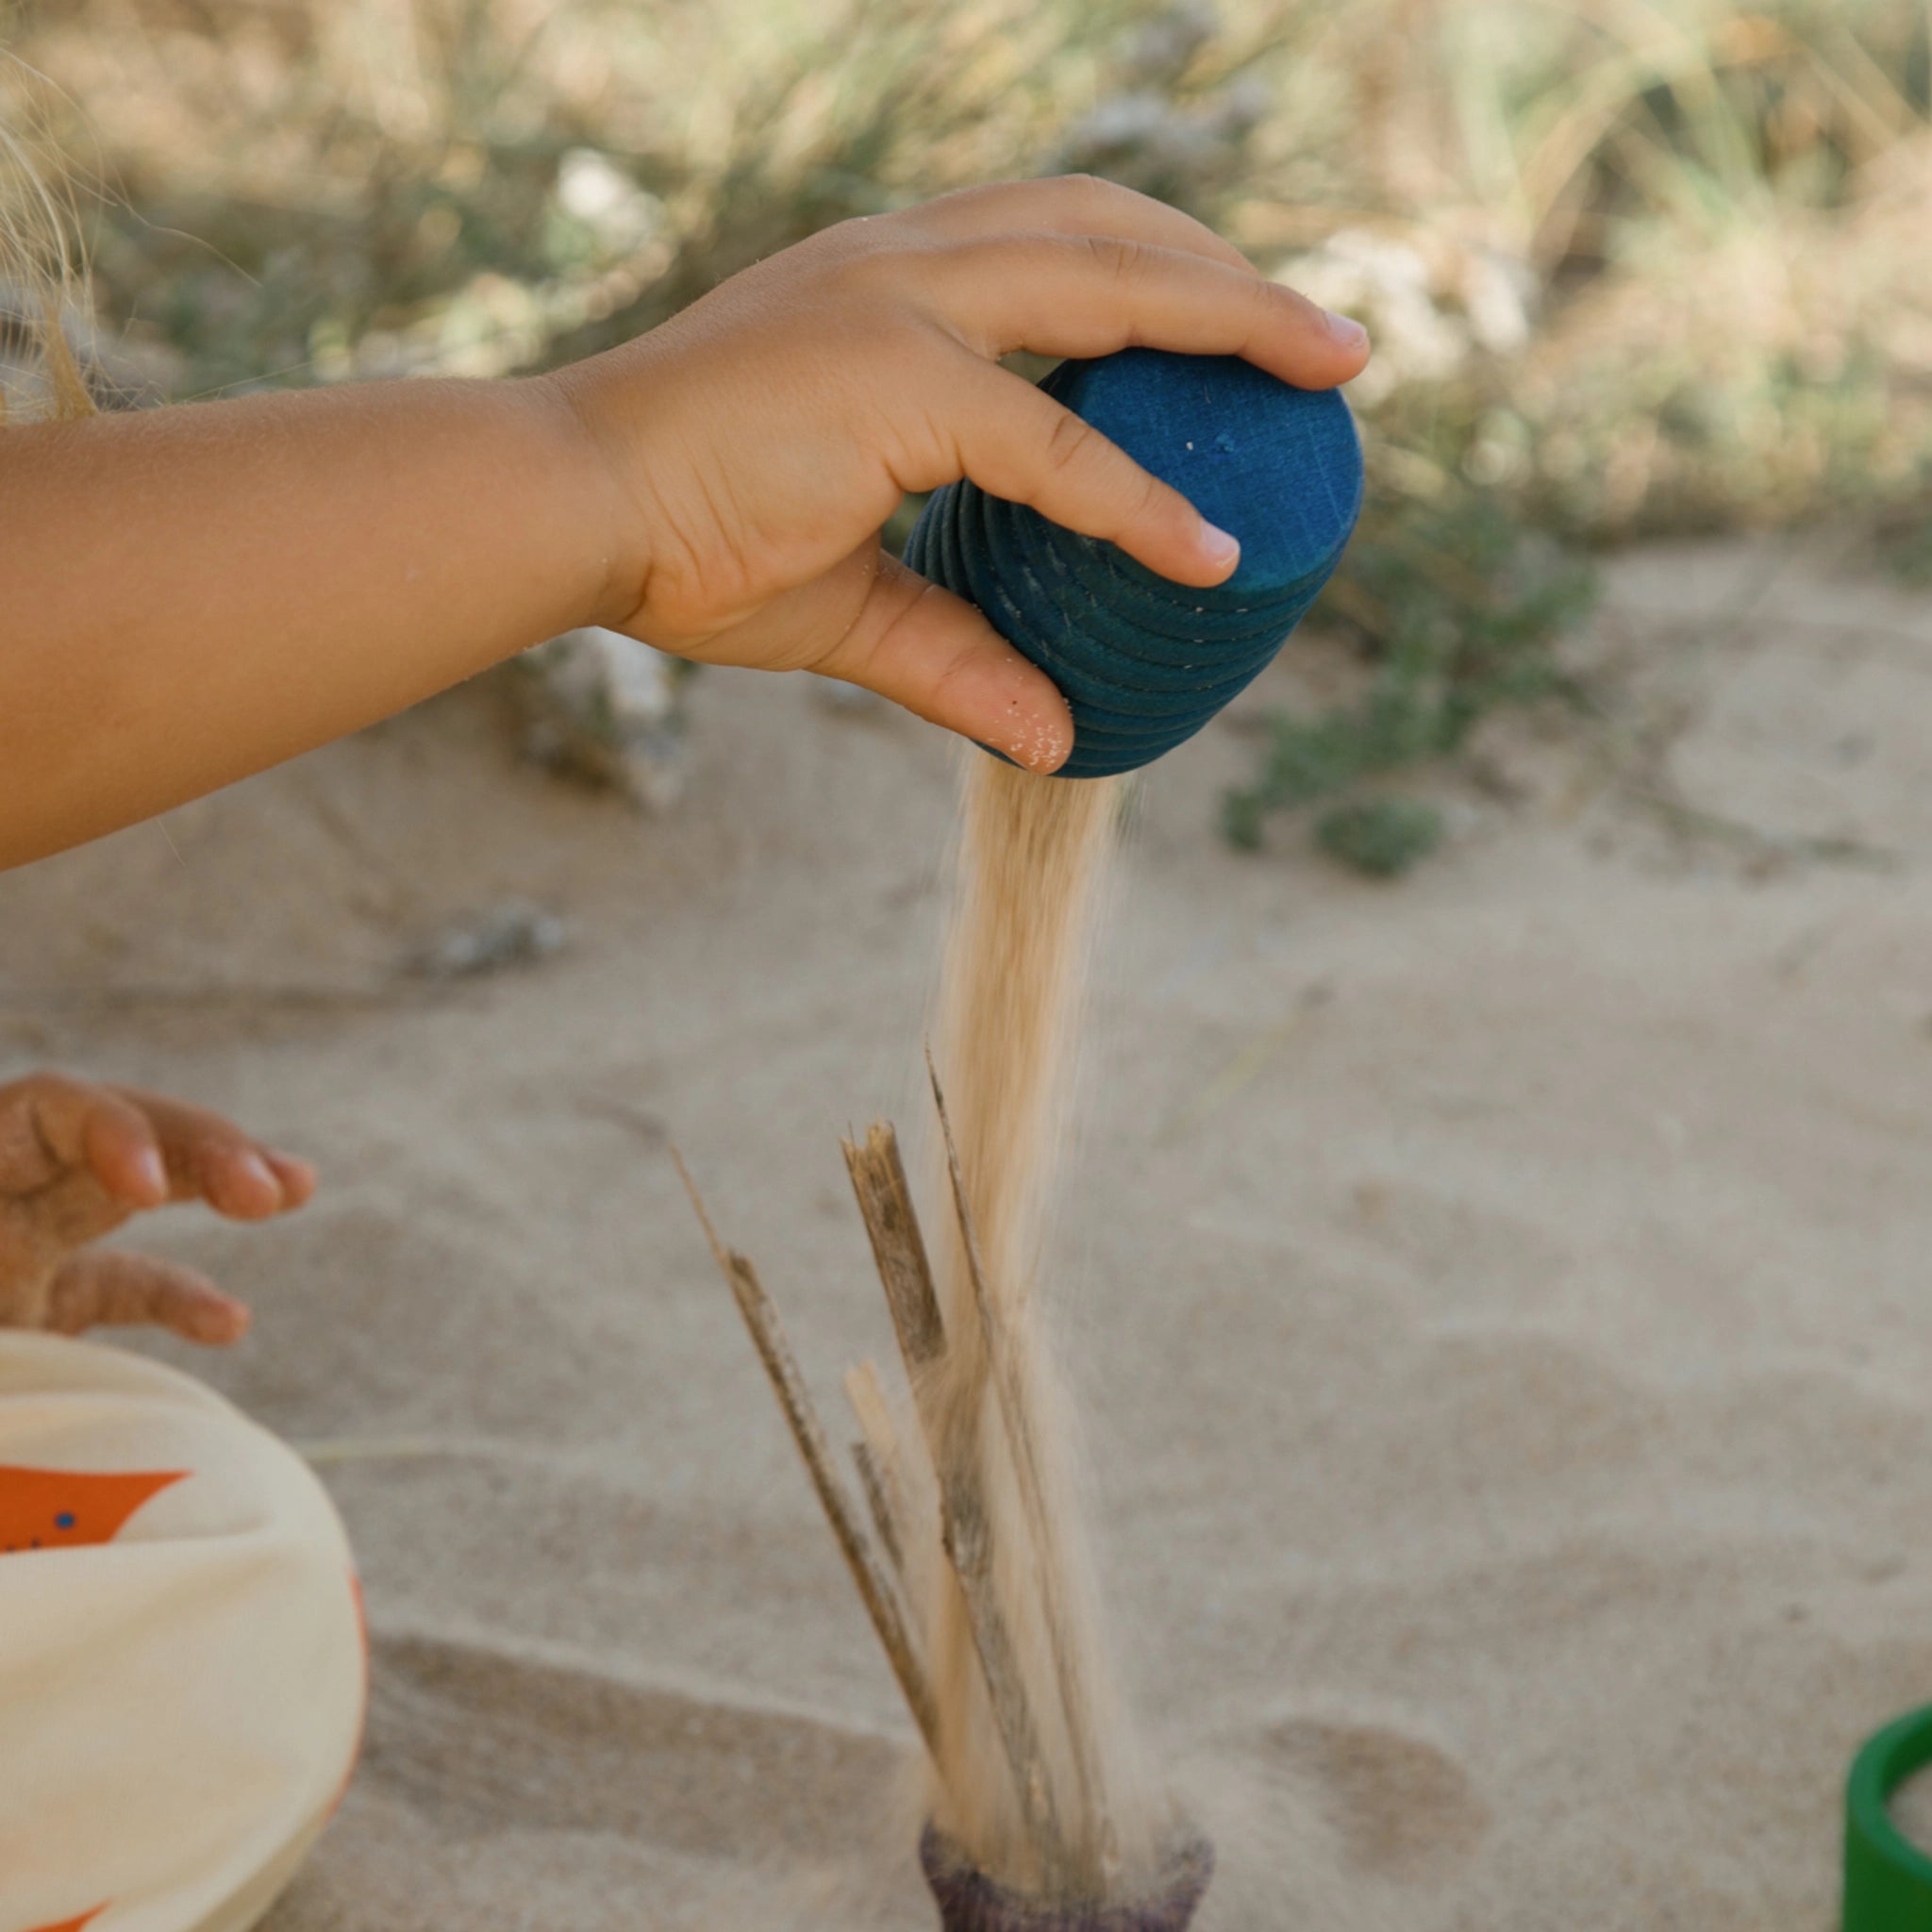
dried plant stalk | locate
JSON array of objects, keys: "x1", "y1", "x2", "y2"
[
  {"x1": 843, "y1": 1123, "x2": 1074, "y2": 1883},
  {"x1": 853, "y1": 1439, "x2": 907, "y2": 1582},
  {"x1": 928, "y1": 1057, "x2": 1114, "y2": 1867},
  {"x1": 842, "y1": 1123, "x2": 945, "y2": 1370},
  {"x1": 675, "y1": 1151, "x2": 939, "y2": 1757},
  {"x1": 846, "y1": 1358, "x2": 913, "y2": 1580}
]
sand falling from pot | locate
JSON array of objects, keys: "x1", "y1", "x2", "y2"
[{"x1": 681, "y1": 755, "x2": 1206, "y2": 1924}]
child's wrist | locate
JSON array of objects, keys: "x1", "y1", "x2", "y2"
[{"x1": 533, "y1": 359, "x2": 655, "y2": 634}]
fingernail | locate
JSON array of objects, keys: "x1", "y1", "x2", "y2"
[
  {"x1": 275, "y1": 1152, "x2": 317, "y2": 1193},
  {"x1": 1198, "y1": 521, "x2": 1241, "y2": 569},
  {"x1": 193, "y1": 1296, "x2": 251, "y2": 1345},
  {"x1": 1324, "y1": 308, "x2": 1369, "y2": 349},
  {"x1": 238, "y1": 1151, "x2": 279, "y2": 1199},
  {"x1": 134, "y1": 1146, "x2": 168, "y2": 1199}
]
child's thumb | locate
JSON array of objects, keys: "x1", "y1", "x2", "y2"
[{"x1": 815, "y1": 550, "x2": 1072, "y2": 774}]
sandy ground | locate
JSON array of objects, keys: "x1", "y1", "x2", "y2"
[{"x1": 6, "y1": 536, "x2": 1932, "y2": 1928}]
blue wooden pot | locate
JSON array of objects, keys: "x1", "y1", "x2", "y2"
[{"x1": 903, "y1": 347, "x2": 1364, "y2": 778}]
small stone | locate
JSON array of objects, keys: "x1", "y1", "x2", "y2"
[
  {"x1": 406, "y1": 901, "x2": 568, "y2": 979},
  {"x1": 511, "y1": 626, "x2": 687, "y2": 811}
]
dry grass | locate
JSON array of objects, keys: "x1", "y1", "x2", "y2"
[
  {"x1": 13, "y1": 0, "x2": 1925, "y2": 529},
  {"x1": 5, "y1": 0, "x2": 1931, "y2": 858}
]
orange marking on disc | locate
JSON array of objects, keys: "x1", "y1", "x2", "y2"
[
  {"x1": 0, "y1": 1466, "x2": 186, "y2": 1555},
  {"x1": 25, "y1": 1907, "x2": 108, "y2": 1932}
]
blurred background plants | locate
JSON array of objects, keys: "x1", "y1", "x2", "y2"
[{"x1": 4, "y1": 0, "x2": 1930, "y2": 870}]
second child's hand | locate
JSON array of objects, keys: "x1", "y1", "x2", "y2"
[{"x1": 0, "y1": 1072, "x2": 314, "y2": 1343}]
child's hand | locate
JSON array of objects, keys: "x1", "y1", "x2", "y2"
[
  {"x1": 0, "y1": 177, "x2": 1370, "y2": 867},
  {"x1": 0, "y1": 1072, "x2": 315, "y2": 1345},
  {"x1": 558, "y1": 175, "x2": 1371, "y2": 773}
]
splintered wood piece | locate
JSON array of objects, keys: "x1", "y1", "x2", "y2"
[
  {"x1": 845, "y1": 1118, "x2": 1074, "y2": 1883},
  {"x1": 928, "y1": 1053, "x2": 1116, "y2": 1877},
  {"x1": 675, "y1": 1151, "x2": 940, "y2": 1758},
  {"x1": 845, "y1": 1359, "x2": 913, "y2": 1580},
  {"x1": 841, "y1": 1124, "x2": 946, "y2": 1373},
  {"x1": 933, "y1": 1438, "x2": 1074, "y2": 1885},
  {"x1": 853, "y1": 1440, "x2": 906, "y2": 1583}
]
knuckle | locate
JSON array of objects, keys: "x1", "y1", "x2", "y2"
[
  {"x1": 1081, "y1": 232, "x2": 1142, "y2": 284},
  {"x1": 1245, "y1": 269, "x2": 1289, "y2": 342},
  {"x1": 913, "y1": 181, "x2": 987, "y2": 225},
  {"x1": 817, "y1": 222, "x2": 924, "y2": 292},
  {"x1": 1260, "y1": 272, "x2": 1319, "y2": 330},
  {"x1": 925, "y1": 639, "x2": 977, "y2": 710},
  {"x1": 1041, "y1": 408, "x2": 1097, "y2": 477},
  {"x1": 815, "y1": 211, "x2": 890, "y2": 258},
  {"x1": 817, "y1": 243, "x2": 888, "y2": 299}
]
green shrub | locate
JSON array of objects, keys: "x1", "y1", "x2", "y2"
[
  {"x1": 1315, "y1": 798, "x2": 1444, "y2": 877},
  {"x1": 1223, "y1": 489, "x2": 1597, "y2": 864}
]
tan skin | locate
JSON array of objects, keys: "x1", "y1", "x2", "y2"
[
  {"x1": 0, "y1": 1071, "x2": 312, "y2": 1342},
  {"x1": 0, "y1": 175, "x2": 1368, "y2": 869},
  {"x1": 0, "y1": 179, "x2": 1368, "y2": 1333}
]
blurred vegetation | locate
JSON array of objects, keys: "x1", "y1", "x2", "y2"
[
  {"x1": 1313, "y1": 798, "x2": 1446, "y2": 877},
  {"x1": 1222, "y1": 491, "x2": 1597, "y2": 852},
  {"x1": 5, "y1": 0, "x2": 1932, "y2": 870}
]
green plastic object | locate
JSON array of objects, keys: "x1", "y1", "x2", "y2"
[{"x1": 1845, "y1": 1705, "x2": 1932, "y2": 1930}]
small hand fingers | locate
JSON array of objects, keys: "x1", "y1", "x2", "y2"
[
  {"x1": 928, "y1": 360, "x2": 1235, "y2": 587},
  {"x1": 16, "y1": 1170, "x2": 136, "y2": 1256},
  {"x1": 45, "y1": 1248, "x2": 251, "y2": 1346},
  {"x1": 0, "y1": 1070, "x2": 162, "y2": 1202},
  {"x1": 931, "y1": 232, "x2": 1368, "y2": 383},
  {"x1": 107, "y1": 1087, "x2": 314, "y2": 1221},
  {"x1": 813, "y1": 547, "x2": 1073, "y2": 773},
  {"x1": 264, "y1": 1151, "x2": 319, "y2": 1209},
  {"x1": 905, "y1": 175, "x2": 1258, "y2": 275},
  {"x1": 202, "y1": 1144, "x2": 291, "y2": 1220},
  {"x1": 82, "y1": 1095, "x2": 171, "y2": 1208}
]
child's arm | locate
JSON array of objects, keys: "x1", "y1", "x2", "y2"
[
  {"x1": 0, "y1": 1069, "x2": 314, "y2": 1342},
  {"x1": 0, "y1": 176, "x2": 1368, "y2": 869}
]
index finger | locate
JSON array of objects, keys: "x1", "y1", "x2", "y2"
[
  {"x1": 926, "y1": 232, "x2": 1369, "y2": 393},
  {"x1": 922, "y1": 358, "x2": 1240, "y2": 589},
  {"x1": 905, "y1": 174, "x2": 1259, "y2": 277},
  {"x1": 108, "y1": 1086, "x2": 312, "y2": 1221}
]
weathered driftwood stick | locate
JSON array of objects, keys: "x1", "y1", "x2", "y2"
[
  {"x1": 842, "y1": 1122, "x2": 1074, "y2": 1885},
  {"x1": 845, "y1": 1358, "x2": 913, "y2": 1581},
  {"x1": 853, "y1": 1440, "x2": 906, "y2": 1584},
  {"x1": 674, "y1": 1150, "x2": 940, "y2": 1758},
  {"x1": 927, "y1": 1056, "x2": 1114, "y2": 1873},
  {"x1": 936, "y1": 1456, "x2": 1074, "y2": 1886},
  {"x1": 841, "y1": 1123, "x2": 945, "y2": 1372}
]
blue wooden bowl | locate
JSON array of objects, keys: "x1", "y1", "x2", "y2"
[{"x1": 903, "y1": 347, "x2": 1363, "y2": 779}]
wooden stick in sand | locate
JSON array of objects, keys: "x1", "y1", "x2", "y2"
[
  {"x1": 841, "y1": 1122, "x2": 945, "y2": 1370},
  {"x1": 841, "y1": 1123, "x2": 1075, "y2": 1885},
  {"x1": 926, "y1": 1053, "x2": 1116, "y2": 1873},
  {"x1": 845, "y1": 1359, "x2": 912, "y2": 1580},
  {"x1": 673, "y1": 1149, "x2": 940, "y2": 1758}
]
